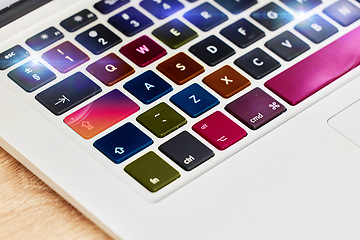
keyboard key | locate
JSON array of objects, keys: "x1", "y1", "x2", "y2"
[
  {"x1": 295, "y1": 14, "x2": 338, "y2": 43},
  {"x1": 170, "y1": 83, "x2": 219, "y2": 118},
  {"x1": 323, "y1": 0, "x2": 360, "y2": 27},
  {"x1": 124, "y1": 70, "x2": 173, "y2": 104},
  {"x1": 202, "y1": 65, "x2": 251, "y2": 98},
  {"x1": 124, "y1": 151, "x2": 180, "y2": 192},
  {"x1": 220, "y1": 18, "x2": 265, "y2": 49},
  {"x1": 159, "y1": 131, "x2": 214, "y2": 171},
  {"x1": 42, "y1": 41, "x2": 89, "y2": 73},
  {"x1": 183, "y1": 2, "x2": 228, "y2": 31},
  {"x1": 65, "y1": 90, "x2": 139, "y2": 139},
  {"x1": 87, "y1": 53, "x2": 134, "y2": 86},
  {"x1": 8, "y1": 60, "x2": 56, "y2": 92},
  {"x1": 35, "y1": 72, "x2": 101, "y2": 115},
  {"x1": 280, "y1": 0, "x2": 322, "y2": 13},
  {"x1": 214, "y1": 0, "x2": 257, "y2": 14},
  {"x1": 265, "y1": 26, "x2": 360, "y2": 105},
  {"x1": 108, "y1": 7, "x2": 154, "y2": 37},
  {"x1": 0, "y1": 45, "x2": 29, "y2": 70},
  {"x1": 192, "y1": 111, "x2": 247, "y2": 150},
  {"x1": 60, "y1": 9, "x2": 97, "y2": 32},
  {"x1": 75, "y1": 24, "x2": 122, "y2": 55},
  {"x1": 140, "y1": 0, "x2": 184, "y2": 19},
  {"x1": 251, "y1": 2, "x2": 294, "y2": 31},
  {"x1": 94, "y1": 123, "x2": 153, "y2": 164},
  {"x1": 152, "y1": 19, "x2": 198, "y2": 49},
  {"x1": 94, "y1": 0, "x2": 130, "y2": 14},
  {"x1": 25, "y1": 27, "x2": 64, "y2": 51},
  {"x1": 265, "y1": 31, "x2": 310, "y2": 61},
  {"x1": 234, "y1": 48, "x2": 280, "y2": 79},
  {"x1": 137, "y1": 102, "x2": 186, "y2": 138},
  {"x1": 120, "y1": 35, "x2": 167, "y2": 67},
  {"x1": 189, "y1": 35, "x2": 235, "y2": 66},
  {"x1": 225, "y1": 88, "x2": 286, "y2": 130},
  {"x1": 156, "y1": 52, "x2": 204, "y2": 85}
]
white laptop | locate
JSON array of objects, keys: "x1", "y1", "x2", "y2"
[{"x1": 1, "y1": 0, "x2": 360, "y2": 239}]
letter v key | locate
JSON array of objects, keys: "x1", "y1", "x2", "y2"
[{"x1": 281, "y1": 39, "x2": 292, "y2": 48}]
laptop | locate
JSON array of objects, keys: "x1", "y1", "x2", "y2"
[{"x1": 1, "y1": 0, "x2": 360, "y2": 239}]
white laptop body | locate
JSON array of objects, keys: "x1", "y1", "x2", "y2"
[{"x1": 1, "y1": 0, "x2": 360, "y2": 239}]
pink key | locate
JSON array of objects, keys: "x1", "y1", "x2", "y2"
[
  {"x1": 192, "y1": 111, "x2": 247, "y2": 150},
  {"x1": 265, "y1": 26, "x2": 360, "y2": 106},
  {"x1": 120, "y1": 35, "x2": 166, "y2": 67},
  {"x1": 64, "y1": 90, "x2": 139, "y2": 139}
]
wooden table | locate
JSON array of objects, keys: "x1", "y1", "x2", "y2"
[{"x1": 0, "y1": 147, "x2": 112, "y2": 240}]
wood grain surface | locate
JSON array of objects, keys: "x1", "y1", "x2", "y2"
[{"x1": 0, "y1": 147, "x2": 112, "y2": 240}]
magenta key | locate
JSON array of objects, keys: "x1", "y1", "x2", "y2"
[
  {"x1": 193, "y1": 111, "x2": 247, "y2": 150},
  {"x1": 42, "y1": 41, "x2": 89, "y2": 73},
  {"x1": 120, "y1": 35, "x2": 167, "y2": 67},
  {"x1": 265, "y1": 26, "x2": 360, "y2": 105},
  {"x1": 226, "y1": 88, "x2": 286, "y2": 130}
]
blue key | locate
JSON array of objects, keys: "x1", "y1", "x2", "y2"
[
  {"x1": 94, "y1": 0, "x2": 130, "y2": 14},
  {"x1": 323, "y1": 0, "x2": 360, "y2": 27},
  {"x1": 108, "y1": 7, "x2": 154, "y2": 37},
  {"x1": 8, "y1": 60, "x2": 56, "y2": 92},
  {"x1": 140, "y1": 0, "x2": 184, "y2": 19},
  {"x1": 124, "y1": 70, "x2": 172, "y2": 104},
  {"x1": 94, "y1": 123, "x2": 153, "y2": 164},
  {"x1": 170, "y1": 83, "x2": 219, "y2": 118},
  {"x1": 183, "y1": 2, "x2": 228, "y2": 32}
]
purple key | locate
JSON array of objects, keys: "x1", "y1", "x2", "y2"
[
  {"x1": 225, "y1": 88, "x2": 286, "y2": 130},
  {"x1": 265, "y1": 26, "x2": 360, "y2": 105},
  {"x1": 120, "y1": 35, "x2": 166, "y2": 67}
]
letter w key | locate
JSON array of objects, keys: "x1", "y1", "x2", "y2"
[{"x1": 120, "y1": 35, "x2": 167, "y2": 67}]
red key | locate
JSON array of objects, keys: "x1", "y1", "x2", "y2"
[
  {"x1": 192, "y1": 111, "x2": 247, "y2": 150},
  {"x1": 120, "y1": 35, "x2": 167, "y2": 67},
  {"x1": 265, "y1": 26, "x2": 360, "y2": 105}
]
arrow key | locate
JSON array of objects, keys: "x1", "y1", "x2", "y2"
[{"x1": 94, "y1": 123, "x2": 153, "y2": 164}]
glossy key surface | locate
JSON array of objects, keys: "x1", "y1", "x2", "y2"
[
  {"x1": 265, "y1": 26, "x2": 360, "y2": 106},
  {"x1": 0, "y1": 45, "x2": 29, "y2": 70},
  {"x1": 64, "y1": 90, "x2": 139, "y2": 139}
]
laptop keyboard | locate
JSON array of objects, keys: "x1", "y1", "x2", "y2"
[{"x1": 1, "y1": 0, "x2": 360, "y2": 198}]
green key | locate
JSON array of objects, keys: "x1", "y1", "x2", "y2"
[
  {"x1": 124, "y1": 151, "x2": 180, "y2": 192},
  {"x1": 137, "y1": 102, "x2": 187, "y2": 138}
]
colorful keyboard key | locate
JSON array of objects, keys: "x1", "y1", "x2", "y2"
[
  {"x1": 75, "y1": 24, "x2": 122, "y2": 55},
  {"x1": 140, "y1": 0, "x2": 184, "y2": 19},
  {"x1": 156, "y1": 52, "x2": 204, "y2": 85},
  {"x1": 225, "y1": 88, "x2": 286, "y2": 130},
  {"x1": 0, "y1": 45, "x2": 30, "y2": 70},
  {"x1": 323, "y1": 0, "x2": 360, "y2": 27},
  {"x1": 159, "y1": 131, "x2": 214, "y2": 171},
  {"x1": 123, "y1": 70, "x2": 172, "y2": 104},
  {"x1": 8, "y1": 60, "x2": 56, "y2": 92},
  {"x1": 94, "y1": 123, "x2": 153, "y2": 164},
  {"x1": 35, "y1": 72, "x2": 101, "y2": 115},
  {"x1": 64, "y1": 90, "x2": 139, "y2": 139},
  {"x1": 60, "y1": 9, "x2": 97, "y2": 32},
  {"x1": 109, "y1": 7, "x2": 153, "y2": 37},
  {"x1": 265, "y1": 26, "x2": 360, "y2": 105},
  {"x1": 120, "y1": 35, "x2": 167, "y2": 67},
  {"x1": 137, "y1": 102, "x2": 186, "y2": 138},
  {"x1": 152, "y1": 19, "x2": 198, "y2": 49},
  {"x1": 124, "y1": 151, "x2": 180, "y2": 192},
  {"x1": 42, "y1": 41, "x2": 89, "y2": 73},
  {"x1": 183, "y1": 2, "x2": 228, "y2": 32},
  {"x1": 94, "y1": 0, "x2": 130, "y2": 14},
  {"x1": 193, "y1": 111, "x2": 247, "y2": 150},
  {"x1": 295, "y1": 14, "x2": 338, "y2": 43},
  {"x1": 202, "y1": 65, "x2": 251, "y2": 98},
  {"x1": 26, "y1": 27, "x2": 64, "y2": 51},
  {"x1": 87, "y1": 53, "x2": 134, "y2": 86}
]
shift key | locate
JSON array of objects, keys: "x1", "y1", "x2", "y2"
[
  {"x1": 35, "y1": 72, "x2": 101, "y2": 115},
  {"x1": 265, "y1": 26, "x2": 360, "y2": 105}
]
